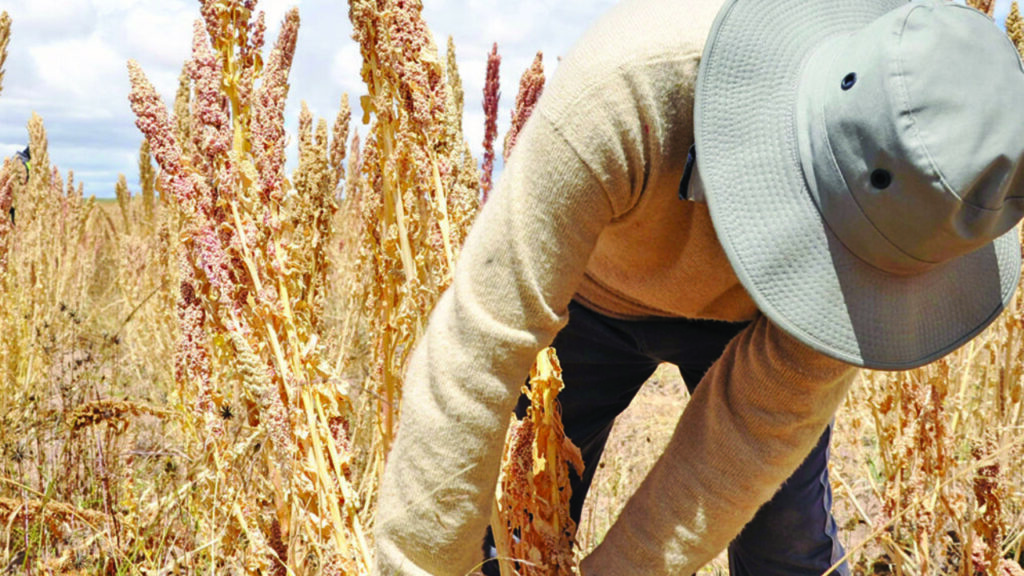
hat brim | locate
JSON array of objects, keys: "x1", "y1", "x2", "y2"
[{"x1": 694, "y1": 0, "x2": 1022, "y2": 370}]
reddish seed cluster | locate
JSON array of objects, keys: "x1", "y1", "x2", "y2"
[
  {"x1": 250, "y1": 9, "x2": 299, "y2": 201},
  {"x1": 195, "y1": 225, "x2": 240, "y2": 312},
  {"x1": 127, "y1": 59, "x2": 216, "y2": 227},
  {"x1": 175, "y1": 271, "x2": 222, "y2": 437},
  {"x1": 972, "y1": 437, "x2": 1005, "y2": 570},
  {"x1": 127, "y1": 62, "x2": 184, "y2": 175},
  {"x1": 504, "y1": 51, "x2": 545, "y2": 162},
  {"x1": 388, "y1": 0, "x2": 446, "y2": 135},
  {"x1": 502, "y1": 418, "x2": 535, "y2": 503},
  {"x1": 480, "y1": 43, "x2": 500, "y2": 202},
  {"x1": 188, "y1": 20, "x2": 232, "y2": 159},
  {"x1": 198, "y1": 1, "x2": 222, "y2": 49},
  {"x1": 237, "y1": 11, "x2": 266, "y2": 112}
]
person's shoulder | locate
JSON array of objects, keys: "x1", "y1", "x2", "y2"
[
  {"x1": 546, "y1": 0, "x2": 724, "y2": 105},
  {"x1": 569, "y1": 0, "x2": 722, "y2": 66}
]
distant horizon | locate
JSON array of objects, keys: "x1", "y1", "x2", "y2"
[{"x1": 0, "y1": 0, "x2": 1013, "y2": 199}]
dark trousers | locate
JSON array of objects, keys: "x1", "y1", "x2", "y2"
[{"x1": 484, "y1": 301, "x2": 848, "y2": 575}]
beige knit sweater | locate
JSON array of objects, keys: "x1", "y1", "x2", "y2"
[{"x1": 373, "y1": 0, "x2": 857, "y2": 573}]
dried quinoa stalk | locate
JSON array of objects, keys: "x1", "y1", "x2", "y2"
[{"x1": 494, "y1": 347, "x2": 584, "y2": 576}]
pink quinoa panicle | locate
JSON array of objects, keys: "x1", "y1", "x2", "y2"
[
  {"x1": 188, "y1": 20, "x2": 232, "y2": 160},
  {"x1": 268, "y1": 8, "x2": 299, "y2": 79},
  {"x1": 504, "y1": 51, "x2": 545, "y2": 162},
  {"x1": 127, "y1": 60, "x2": 184, "y2": 174},
  {"x1": 237, "y1": 10, "x2": 267, "y2": 112},
  {"x1": 127, "y1": 59, "x2": 210, "y2": 217},
  {"x1": 196, "y1": 221, "x2": 240, "y2": 311},
  {"x1": 389, "y1": 0, "x2": 446, "y2": 135},
  {"x1": 481, "y1": 42, "x2": 500, "y2": 202},
  {"x1": 198, "y1": 0, "x2": 220, "y2": 50},
  {"x1": 251, "y1": 8, "x2": 299, "y2": 202},
  {"x1": 198, "y1": 0, "x2": 254, "y2": 51},
  {"x1": 249, "y1": 10, "x2": 267, "y2": 64},
  {"x1": 175, "y1": 265, "x2": 223, "y2": 436}
]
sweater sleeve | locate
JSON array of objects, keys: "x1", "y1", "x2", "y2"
[
  {"x1": 372, "y1": 108, "x2": 618, "y2": 575},
  {"x1": 580, "y1": 316, "x2": 857, "y2": 575}
]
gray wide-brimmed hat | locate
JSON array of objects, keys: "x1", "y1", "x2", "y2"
[{"x1": 695, "y1": 0, "x2": 1024, "y2": 370}]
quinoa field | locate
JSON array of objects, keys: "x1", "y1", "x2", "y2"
[{"x1": 1, "y1": 1, "x2": 1024, "y2": 574}]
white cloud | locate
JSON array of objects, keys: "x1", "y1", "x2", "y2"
[
  {"x1": 261, "y1": 0, "x2": 302, "y2": 27},
  {"x1": 30, "y1": 35, "x2": 125, "y2": 106},
  {"x1": 121, "y1": 5, "x2": 196, "y2": 70},
  {"x1": 8, "y1": 0, "x2": 99, "y2": 38},
  {"x1": 330, "y1": 43, "x2": 364, "y2": 94}
]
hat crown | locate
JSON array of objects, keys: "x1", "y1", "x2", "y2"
[{"x1": 798, "y1": 0, "x2": 1024, "y2": 274}]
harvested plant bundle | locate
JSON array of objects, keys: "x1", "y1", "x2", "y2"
[
  {"x1": 493, "y1": 348, "x2": 584, "y2": 576},
  {"x1": 486, "y1": 53, "x2": 582, "y2": 576}
]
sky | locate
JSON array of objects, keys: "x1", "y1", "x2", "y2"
[
  {"x1": 0, "y1": 0, "x2": 618, "y2": 198},
  {"x1": 0, "y1": 0, "x2": 1015, "y2": 199}
]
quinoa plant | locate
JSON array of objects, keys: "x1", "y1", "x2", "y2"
[
  {"x1": 345, "y1": 0, "x2": 479, "y2": 477},
  {"x1": 128, "y1": 1, "x2": 367, "y2": 572}
]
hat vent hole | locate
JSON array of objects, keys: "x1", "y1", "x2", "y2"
[
  {"x1": 870, "y1": 169, "x2": 892, "y2": 190},
  {"x1": 841, "y1": 73, "x2": 857, "y2": 90}
]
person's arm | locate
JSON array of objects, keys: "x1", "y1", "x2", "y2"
[
  {"x1": 372, "y1": 108, "x2": 618, "y2": 574},
  {"x1": 372, "y1": 111, "x2": 618, "y2": 569},
  {"x1": 581, "y1": 316, "x2": 857, "y2": 574}
]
